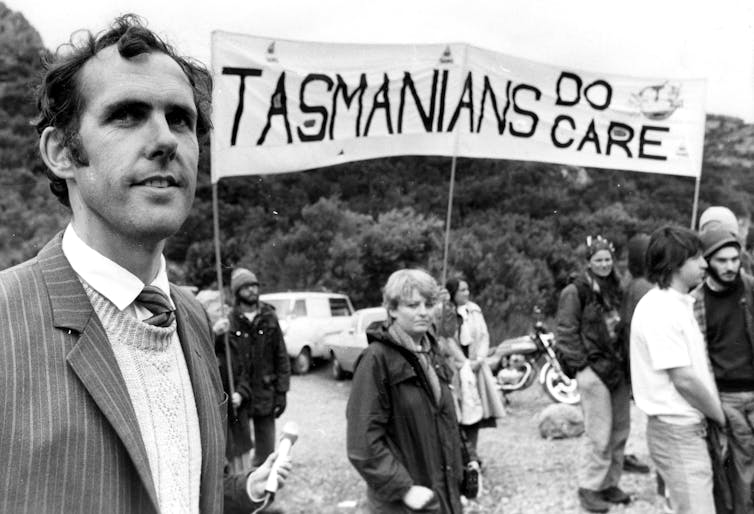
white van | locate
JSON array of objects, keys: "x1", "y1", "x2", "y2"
[{"x1": 260, "y1": 291, "x2": 355, "y2": 374}]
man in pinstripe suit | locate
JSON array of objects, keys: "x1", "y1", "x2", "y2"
[{"x1": 0, "y1": 15, "x2": 288, "y2": 514}]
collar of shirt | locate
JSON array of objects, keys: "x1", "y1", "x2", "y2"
[
  {"x1": 663, "y1": 286, "x2": 696, "y2": 309},
  {"x1": 61, "y1": 224, "x2": 173, "y2": 311}
]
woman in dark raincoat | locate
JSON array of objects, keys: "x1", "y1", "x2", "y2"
[{"x1": 346, "y1": 269, "x2": 464, "y2": 513}]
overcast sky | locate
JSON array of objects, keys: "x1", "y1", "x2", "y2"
[{"x1": 10, "y1": 0, "x2": 754, "y2": 122}]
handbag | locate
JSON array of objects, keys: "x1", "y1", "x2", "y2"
[{"x1": 458, "y1": 361, "x2": 483, "y2": 425}]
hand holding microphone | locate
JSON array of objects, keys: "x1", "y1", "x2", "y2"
[
  {"x1": 246, "y1": 422, "x2": 298, "y2": 503},
  {"x1": 265, "y1": 421, "x2": 298, "y2": 494}
]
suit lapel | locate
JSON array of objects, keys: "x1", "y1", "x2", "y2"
[
  {"x1": 172, "y1": 286, "x2": 224, "y2": 513},
  {"x1": 38, "y1": 234, "x2": 160, "y2": 511}
]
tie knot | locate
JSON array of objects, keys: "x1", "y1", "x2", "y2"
[{"x1": 136, "y1": 285, "x2": 175, "y2": 327}]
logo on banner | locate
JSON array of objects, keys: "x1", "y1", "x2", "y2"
[
  {"x1": 630, "y1": 82, "x2": 683, "y2": 120},
  {"x1": 439, "y1": 46, "x2": 454, "y2": 64},
  {"x1": 266, "y1": 41, "x2": 278, "y2": 63}
]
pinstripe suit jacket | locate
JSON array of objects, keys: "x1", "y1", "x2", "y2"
[{"x1": 0, "y1": 233, "x2": 233, "y2": 513}]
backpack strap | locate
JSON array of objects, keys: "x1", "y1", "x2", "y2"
[{"x1": 574, "y1": 276, "x2": 594, "y2": 308}]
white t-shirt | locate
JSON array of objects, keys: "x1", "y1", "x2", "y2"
[{"x1": 630, "y1": 286, "x2": 718, "y2": 425}]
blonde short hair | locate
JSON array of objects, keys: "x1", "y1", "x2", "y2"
[{"x1": 382, "y1": 269, "x2": 439, "y2": 311}]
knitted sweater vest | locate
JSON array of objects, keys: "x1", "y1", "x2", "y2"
[{"x1": 82, "y1": 282, "x2": 202, "y2": 514}]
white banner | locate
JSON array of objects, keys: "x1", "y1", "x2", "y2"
[{"x1": 210, "y1": 32, "x2": 706, "y2": 182}]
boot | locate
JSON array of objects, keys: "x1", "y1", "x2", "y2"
[
  {"x1": 623, "y1": 454, "x2": 650, "y2": 474},
  {"x1": 578, "y1": 488, "x2": 611, "y2": 513},
  {"x1": 601, "y1": 485, "x2": 631, "y2": 504}
]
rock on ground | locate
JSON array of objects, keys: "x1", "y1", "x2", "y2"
[{"x1": 537, "y1": 403, "x2": 584, "y2": 439}]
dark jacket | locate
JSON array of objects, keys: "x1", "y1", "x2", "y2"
[
  {"x1": 691, "y1": 274, "x2": 754, "y2": 387},
  {"x1": 555, "y1": 271, "x2": 625, "y2": 390},
  {"x1": 346, "y1": 325, "x2": 464, "y2": 514},
  {"x1": 621, "y1": 277, "x2": 653, "y2": 342},
  {"x1": 225, "y1": 303, "x2": 291, "y2": 417},
  {"x1": 620, "y1": 276, "x2": 653, "y2": 383}
]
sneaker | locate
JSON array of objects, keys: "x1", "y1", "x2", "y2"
[
  {"x1": 578, "y1": 488, "x2": 611, "y2": 513},
  {"x1": 623, "y1": 454, "x2": 650, "y2": 474},
  {"x1": 601, "y1": 485, "x2": 631, "y2": 504}
]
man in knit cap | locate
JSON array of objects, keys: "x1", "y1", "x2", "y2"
[
  {"x1": 699, "y1": 205, "x2": 753, "y2": 275},
  {"x1": 691, "y1": 228, "x2": 754, "y2": 513},
  {"x1": 218, "y1": 268, "x2": 290, "y2": 469},
  {"x1": 0, "y1": 15, "x2": 288, "y2": 514}
]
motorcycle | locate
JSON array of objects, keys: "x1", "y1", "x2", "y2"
[{"x1": 486, "y1": 309, "x2": 580, "y2": 405}]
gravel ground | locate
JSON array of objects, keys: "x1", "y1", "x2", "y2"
[{"x1": 269, "y1": 363, "x2": 668, "y2": 513}]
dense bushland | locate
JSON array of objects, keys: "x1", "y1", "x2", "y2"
[{"x1": 2, "y1": 3, "x2": 753, "y2": 341}]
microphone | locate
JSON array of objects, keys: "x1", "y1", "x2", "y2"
[{"x1": 264, "y1": 421, "x2": 299, "y2": 494}]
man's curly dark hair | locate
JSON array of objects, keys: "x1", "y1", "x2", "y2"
[{"x1": 35, "y1": 14, "x2": 212, "y2": 207}]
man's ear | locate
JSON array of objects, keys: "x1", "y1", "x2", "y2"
[{"x1": 39, "y1": 127, "x2": 76, "y2": 179}]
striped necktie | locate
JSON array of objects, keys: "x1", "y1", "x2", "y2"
[{"x1": 136, "y1": 285, "x2": 176, "y2": 327}]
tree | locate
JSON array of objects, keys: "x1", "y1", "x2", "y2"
[
  {"x1": 255, "y1": 197, "x2": 372, "y2": 292},
  {"x1": 358, "y1": 207, "x2": 444, "y2": 306}
]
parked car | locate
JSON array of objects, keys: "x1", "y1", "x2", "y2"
[
  {"x1": 260, "y1": 291, "x2": 355, "y2": 374},
  {"x1": 324, "y1": 307, "x2": 387, "y2": 380}
]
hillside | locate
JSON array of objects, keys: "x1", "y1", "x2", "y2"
[
  {"x1": 0, "y1": 3, "x2": 68, "y2": 268},
  {"x1": 3, "y1": 2, "x2": 753, "y2": 339}
]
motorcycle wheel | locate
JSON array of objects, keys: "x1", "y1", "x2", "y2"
[{"x1": 541, "y1": 361, "x2": 581, "y2": 405}]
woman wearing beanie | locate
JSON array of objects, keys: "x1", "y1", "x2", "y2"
[{"x1": 555, "y1": 236, "x2": 631, "y2": 513}]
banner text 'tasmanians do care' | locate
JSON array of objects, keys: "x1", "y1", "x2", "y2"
[{"x1": 210, "y1": 32, "x2": 706, "y2": 182}]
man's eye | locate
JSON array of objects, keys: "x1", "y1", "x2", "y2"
[
  {"x1": 110, "y1": 109, "x2": 137, "y2": 124},
  {"x1": 167, "y1": 111, "x2": 195, "y2": 130}
]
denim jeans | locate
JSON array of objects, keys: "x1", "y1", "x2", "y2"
[
  {"x1": 647, "y1": 416, "x2": 714, "y2": 514},
  {"x1": 576, "y1": 366, "x2": 631, "y2": 490},
  {"x1": 720, "y1": 390, "x2": 754, "y2": 514}
]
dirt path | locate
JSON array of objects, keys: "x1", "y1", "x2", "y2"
[{"x1": 271, "y1": 363, "x2": 667, "y2": 513}]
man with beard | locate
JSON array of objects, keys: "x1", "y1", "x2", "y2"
[
  {"x1": 699, "y1": 205, "x2": 753, "y2": 275},
  {"x1": 217, "y1": 268, "x2": 290, "y2": 468},
  {"x1": 692, "y1": 228, "x2": 754, "y2": 513}
]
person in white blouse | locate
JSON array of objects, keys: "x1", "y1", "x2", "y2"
[{"x1": 445, "y1": 277, "x2": 505, "y2": 469}]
